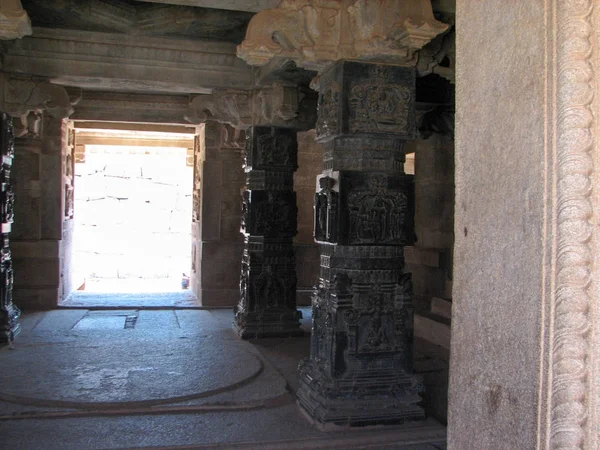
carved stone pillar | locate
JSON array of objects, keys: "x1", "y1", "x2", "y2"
[
  {"x1": 0, "y1": 112, "x2": 19, "y2": 344},
  {"x1": 295, "y1": 61, "x2": 423, "y2": 427},
  {"x1": 234, "y1": 126, "x2": 303, "y2": 338},
  {"x1": 236, "y1": 0, "x2": 449, "y2": 425}
]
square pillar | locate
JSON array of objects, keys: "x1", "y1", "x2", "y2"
[{"x1": 297, "y1": 61, "x2": 424, "y2": 428}]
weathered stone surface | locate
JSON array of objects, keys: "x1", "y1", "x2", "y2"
[
  {"x1": 237, "y1": 0, "x2": 448, "y2": 70},
  {"x1": 0, "y1": 0, "x2": 31, "y2": 40},
  {"x1": 186, "y1": 84, "x2": 317, "y2": 130},
  {"x1": 2, "y1": 28, "x2": 254, "y2": 95},
  {"x1": 449, "y1": 1, "x2": 600, "y2": 449}
]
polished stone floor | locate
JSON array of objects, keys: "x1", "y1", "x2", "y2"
[{"x1": 0, "y1": 307, "x2": 447, "y2": 449}]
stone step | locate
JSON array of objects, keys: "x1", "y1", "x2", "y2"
[
  {"x1": 414, "y1": 314, "x2": 451, "y2": 350},
  {"x1": 430, "y1": 297, "x2": 452, "y2": 320}
]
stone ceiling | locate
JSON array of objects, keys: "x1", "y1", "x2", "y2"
[{"x1": 21, "y1": 0, "x2": 255, "y2": 42}]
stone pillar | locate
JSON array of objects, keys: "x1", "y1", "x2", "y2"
[
  {"x1": 0, "y1": 112, "x2": 19, "y2": 343},
  {"x1": 1, "y1": 76, "x2": 75, "y2": 309},
  {"x1": 448, "y1": 1, "x2": 600, "y2": 449},
  {"x1": 186, "y1": 84, "x2": 317, "y2": 335},
  {"x1": 190, "y1": 122, "x2": 245, "y2": 307},
  {"x1": 295, "y1": 61, "x2": 423, "y2": 427},
  {"x1": 233, "y1": 126, "x2": 303, "y2": 338}
]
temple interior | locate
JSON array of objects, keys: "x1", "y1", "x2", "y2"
[{"x1": 1, "y1": 1, "x2": 599, "y2": 449}]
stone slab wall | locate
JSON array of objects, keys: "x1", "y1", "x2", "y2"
[{"x1": 450, "y1": 1, "x2": 600, "y2": 449}]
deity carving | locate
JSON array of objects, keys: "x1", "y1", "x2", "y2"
[
  {"x1": 314, "y1": 176, "x2": 338, "y2": 243},
  {"x1": 347, "y1": 175, "x2": 407, "y2": 245},
  {"x1": 349, "y1": 66, "x2": 411, "y2": 134}
]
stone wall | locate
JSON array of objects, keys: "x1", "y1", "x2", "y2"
[{"x1": 12, "y1": 116, "x2": 73, "y2": 309}]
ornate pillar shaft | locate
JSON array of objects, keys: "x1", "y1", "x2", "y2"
[
  {"x1": 0, "y1": 112, "x2": 19, "y2": 344},
  {"x1": 297, "y1": 61, "x2": 423, "y2": 427},
  {"x1": 234, "y1": 126, "x2": 303, "y2": 338}
]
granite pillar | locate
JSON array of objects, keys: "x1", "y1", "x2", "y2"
[
  {"x1": 233, "y1": 126, "x2": 302, "y2": 338},
  {"x1": 190, "y1": 122, "x2": 245, "y2": 307},
  {"x1": 297, "y1": 61, "x2": 424, "y2": 428},
  {"x1": 0, "y1": 112, "x2": 19, "y2": 344}
]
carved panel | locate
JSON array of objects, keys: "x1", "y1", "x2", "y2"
[
  {"x1": 241, "y1": 189, "x2": 297, "y2": 238},
  {"x1": 315, "y1": 61, "x2": 416, "y2": 142},
  {"x1": 245, "y1": 126, "x2": 298, "y2": 172}
]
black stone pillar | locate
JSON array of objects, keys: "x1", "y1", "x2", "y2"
[
  {"x1": 0, "y1": 113, "x2": 19, "y2": 344},
  {"x1": 233, "y1": 126, "x2": 303, "y2": 338},
  {"x1": 297, "y1": 61, "x2": 424, "y2": 427}
]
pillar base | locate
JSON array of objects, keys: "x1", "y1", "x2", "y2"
[
  {"x1": 297, "y1": 359, "x2": 425, "y2": 429},
  {"x1": 233, "y1": 307, "x2": 303, "y2": 339},
  {"x1": 0, "y1": 303, "x2": 21, "y2": 345}
]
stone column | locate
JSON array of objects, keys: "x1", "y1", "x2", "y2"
[
  {"x1": 235, "y1": 0, "x2": 448, "y2": 427},
  {"x1": 234, "y1": 125, "x2": 302, "y2": 338},
  {"x1": 296, "y1": 61, "x2": 423, "y2": 427},
  {"x1": 1, "y1": 76, "x2": 75, "y2": 309},
  {"x1": 187, "y1": 83, "x2": 317, "y2": 337},
  {"x1": 0, "y1": 112, "x2": 18, "y2": 344},
  {"x1": 190, "y1": 122, "x2": 245, "y2": 307}
]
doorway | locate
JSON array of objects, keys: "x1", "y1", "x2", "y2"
[{"x1": 63, "y1": 124, "x2": 200, "y2": 307}]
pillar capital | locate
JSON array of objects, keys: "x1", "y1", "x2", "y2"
[
  {"x1": 185, "y1": 83, "x2": 317, "y2": 130},
  {"x1": 237, "y1": 0, "x2": 448, "y2": 71},
  {"x1": 1, "y1": 75, "x2": 76, "y2": 137},
  {"x1": 0, "y1": 0, "x2": 32, "y2": 40}
]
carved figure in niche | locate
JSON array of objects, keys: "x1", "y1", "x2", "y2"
[
  {"x1": 2, "y1": 185, "x2": 14, "y2": 224},
  {"x1": 253, "y1": 265, "x2": 285, "y2": 308},
  {"x1": 348, "y1": 174, "x2": 407, "y2": 244},
  {"x1": 65, "y1": 153, "x2": 73, "y2": 178},
  {"x1": 349, "y1": 66, "x2": 411, "y2": 134},
  {"x1": 1, "y1": 260, "x2": 13, "y2": 308},
  {"x1": 314, "y1": 176, "x2": 338, "y2": 242}
]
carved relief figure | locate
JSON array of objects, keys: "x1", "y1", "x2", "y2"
[
  {"x1": 314, "y1": 176, "x2": 338, "y2": 242},
  {"x1": 315, "y1": 81, "x2": 341, "y2": 137},
  {"x1": 349, "y1": 66, "x2": 411, "y2": 134},
  {"x1": 347, "y1": 175, "x2": 407, "y2": 244}
]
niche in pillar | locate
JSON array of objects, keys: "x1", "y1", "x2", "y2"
[{"x1": 297, "y1": 61, "x2": 424, "y2": 428}]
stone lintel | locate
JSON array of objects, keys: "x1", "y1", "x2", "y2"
[{"x1": 2, "y1": 27, "x2": 254, "y2": 94}]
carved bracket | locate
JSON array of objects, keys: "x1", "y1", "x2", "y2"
[
  {"x1": 1, "y1": 76, "x2": 76, "y2": 137},
  {"x1": 237, "y1": 0, "x2": 448, "y2": 70},
  {"x1": 185, "y1": 83, "x2": 316, "y2": 130},
  {"x1": 0, "y1": 0, "x2": 32, "y2": 40}
]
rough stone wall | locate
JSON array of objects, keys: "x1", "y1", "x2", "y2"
[
  {"x1": 12, "y1": 117, "x2": 72, "y2": 309},
  {"x1": 294, "y1": 130, "x2": 322, "y2": 306}
]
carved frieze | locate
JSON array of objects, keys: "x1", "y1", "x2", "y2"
[
  {"x1": 245, "y1": 126, "x2": 298, "y2": 172},
  {"x1": 237, "y1": 0, "x2": 448, "y2": 70},
  {"x1": 315, "y1": 61, "x2": 416, "y2": 142}
]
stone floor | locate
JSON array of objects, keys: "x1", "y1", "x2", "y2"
[{"x1": 0, "y1": 307, "x2": 447, "y2": 449}]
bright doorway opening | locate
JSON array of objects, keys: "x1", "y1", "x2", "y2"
[{"x1": 70, "y1": 126, "x2": 196, "y2": 304}]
